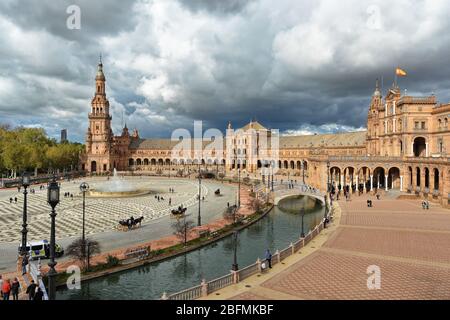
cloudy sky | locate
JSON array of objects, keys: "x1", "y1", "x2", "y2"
[{"x1": 1, "y1": 0, "x2": 450, "y2": 142}]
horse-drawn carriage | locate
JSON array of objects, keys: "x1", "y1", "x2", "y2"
[
  {"x1": 118, "y1": 216, "x2": 144, "y2": 231},
  {"x1": 214, "y1": 188, "x2": 221, "y2": 196},
  {"x1": 171, "y1": 206, "x2": 187, "y2": 218}
]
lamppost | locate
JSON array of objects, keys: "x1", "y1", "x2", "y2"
[
  {"x1": 271, "y1": 165, "x2": 274, "y2": 191},
  {"x1": 327, "y1": 161, "x2": 331, "y2": 193},
  {"x1": 231, "y1": 231, "x2": 238, "y2": 271},
  {"x1": 301, "y1": 161, "x2": 305, "y2": 184},
  {"x1": 79, "y1": 182, "x2": 89, "y2": 242},
  {"x1": 47, "y1": 176, "x2": 60, "y2": 300},
  {"x1": 300, "y1": 208, "x2": 305, "y2": 238},
  {"x1": 198, "y1": 162, "x2": 202, "y2": 226},
  {"x1": 20, "y1": 172, "x2": 31, "y2": 256},
  {"x1": 237, "y1": 163, "x2": 241, "y2": 208}
]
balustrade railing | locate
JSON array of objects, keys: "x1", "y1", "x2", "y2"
[
  {"x1": 207, "y1": 273, "x2": 234, "y2": 294},
  {"x1": 162, "y1": 208, "x2": 331, "y2": 300},
  {"x1": 238, "y1": 263, "x2": 259, "y2": 281},
  {"x1": 166, "y1": 284, "x2": 203, "y2": 300}
]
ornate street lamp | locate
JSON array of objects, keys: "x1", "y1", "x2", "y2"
[
  {"x1": 231, "y1": 231, "x2": 239, "y2": 271},
  {"x1": 198, "y1": 162, "x2": 202, "y2": 226},
  {"x1": 326, "y1": 161, "x2": 331, "y2": 193},
  {"x1": 237, "y1": 163, "x2": 241, "y2": 208},
  {"x1": 300, "y1": 208, "x2": 305, "y2": 238},
  {"x1": 271, "y1": 164, "x2": 274, "y2": 191},
  {"x1": 301, "y1": 161, "x2": 305, "y2": 184},
  {"x1": 79, "y1": 182, "x2": 90, "y2": 242},
  {"x1": 47, "y1": 176, "x2": 60, "y2": 300},
  {"x1": 20, "y1": 172, "x2": 31, "y2": 256}
]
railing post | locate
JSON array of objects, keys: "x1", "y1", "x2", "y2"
[
  {"x1": 161, "y1": 292, "x2": 168, "y2": 300},
  {"x1": 275, "y1": 250, "x2": 280, "y2": 264},
  {"x1": 290, "y1": 242, "x2": 295, "y2": 255},
  {"x1": 256, "y1": 258, "x2": 262, "y2": 273},
  {"x1": 201, "y1": 279, "x2": 208, "y2": 297},
  {"x1": 231, "y1": 270, "x2": 240, "y2": 284}
]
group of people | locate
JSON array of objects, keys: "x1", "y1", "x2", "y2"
[
  {"x1": 154, "y1": 195, "x2": 171, "y2": 205},
  {"x1": 8, "y1": 197, "x2": 18, "y2": 204},
  {"x1": 0, "y1": 276, "x2": 20, "y2": 300},
  {"x1": 64, "y1": 192, "x2": 74, "y2": 199},
  {"x1": 422, "y1": 200, "x2": 430, "y2": 210},
  {"x1": 0, "y1": 276, "x2": 44, "y2": 301}
]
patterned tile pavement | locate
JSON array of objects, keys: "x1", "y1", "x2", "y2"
[
  {"x1": 0, "y1": 177, "x2": 205, "y2": 243},
  {"x1": 229, "y1": 194, "x2": 450, "y2": 300}
]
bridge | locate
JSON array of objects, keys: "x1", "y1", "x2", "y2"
[{"x1": 255, "y1": 182, "x2": 326, "y2": 206}]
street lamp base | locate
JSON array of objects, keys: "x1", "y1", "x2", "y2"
[{"x1": 231, "y1": 264, "x2": 239, "y2": 271}]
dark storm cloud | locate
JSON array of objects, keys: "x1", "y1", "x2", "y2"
[
  {"x1": 177, "y1": 0, "x2": 254, "y2": 15},
  {"x1": 0, "y1": 0, "x2": 139, "y2": 42},
  {"x1": 1, "y1": 0, "x2": 450, "y2": 142}
]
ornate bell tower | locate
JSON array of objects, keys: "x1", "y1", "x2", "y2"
[
  {"x1": 85, "y1": 57, "x2": 114, "y2": 173},
  {"x1": 367, "y1": 79, "x2": 382, "y2": 156}
]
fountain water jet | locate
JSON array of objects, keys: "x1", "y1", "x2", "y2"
[{"x1": 88, "y1": 169, "x2": 152, "y2": 198}]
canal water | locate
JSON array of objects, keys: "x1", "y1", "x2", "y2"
[{"x1": 57, "y1": 195, "x2": 324, "y2": 300}]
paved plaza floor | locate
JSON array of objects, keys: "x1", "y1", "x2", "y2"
[
  {"x1": 0, "y1": 176, "x2": 236, "y2": 272},
  {"x1": 206, "y1": 194, "x2": 450, "y2": 300}
]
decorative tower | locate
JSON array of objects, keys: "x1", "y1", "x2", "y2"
[
  {"x1": 367, "y1": 79, "x2": 383, "y2": 155},
  {"x1": 85, "y1": 57, "x2": 114, "y2": 173}
]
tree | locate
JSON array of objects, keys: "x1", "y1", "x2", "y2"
[
  {"x1": 0, "y1": 125, "x2": 84, "y2": 176},
  {"x1": 250, "y1": 198, "x2": 264, "y2": 214},
  {"x1": 66, "y1": 238, "x2": 101, "y2": 271},
  {"x1": 172, "y1": 218, "x2": 195, "y2": 247}
]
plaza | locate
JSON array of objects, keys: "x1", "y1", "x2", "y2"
[
  {"x1": 0, "y1": 176, "x2": 236, "y2": 272},
  {"x1": 203, "y1": 195, "x2": 450, "y2": 300}
]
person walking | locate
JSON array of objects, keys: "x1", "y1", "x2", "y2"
[
  {"x1": 33, "y1": 287, "x2": 43, "y2": 301},
  {"x1": 2, "y1": 278, "x2": 11, "y2": 300},
  {"x1": 0, "y1": 275, "x2": 3, "y2": 298},
  {"x1": 22, "y1": 255, "x2": 29, "y2": 275},
  {"x1": 265, "y1": 249, "x2": 272, "y2": 269},
  {"x1": 11, "y1": 278, "x2": 20, "y2": 300},
  {"x1": 26, "y1": 280, "x2": 37, "y2": 300}
]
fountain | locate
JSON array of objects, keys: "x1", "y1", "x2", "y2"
[{"x1": 88, "y1": 169, "x2": 152, "y2": 198}]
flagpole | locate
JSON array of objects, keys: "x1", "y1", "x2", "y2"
[{"x1": 395, "y1": 66, "x2": 398, "y2": 87}]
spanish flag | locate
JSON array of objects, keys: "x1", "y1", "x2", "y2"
[{"x1": 396, "y1": 67, "x2": 407, "y2": 77}]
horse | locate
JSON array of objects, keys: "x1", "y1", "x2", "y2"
[
  {"x1": 118, "y1": 216, "x2": 144, "y2": 231},
  {"x1": 171, "y1": 207, "x2": 187, "y2": 216},
  {"x1": 134, "y1": 216, "x2": 144, "y2": 227}
]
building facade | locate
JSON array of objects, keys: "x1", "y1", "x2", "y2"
[{"x1": 82, "y1": 62, "x2": 450, "y2": 207}]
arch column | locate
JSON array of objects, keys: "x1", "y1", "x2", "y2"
[
  {"x1": 370, "y1": 175, "x2": 373, "y2": 191},
  {"x1": 400, "y1": 175, "x2": 403, "y2": 191},
  {"x1": 421, "y1": 169, "x2": 426, "y2": 192},
  {"x1": 385, "y1": 175, "x2": 388, "y2": 191}
]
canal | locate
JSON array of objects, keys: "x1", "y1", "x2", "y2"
[{"x1": 57, "y1": 195, "x2": 325, "y2": 300}]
